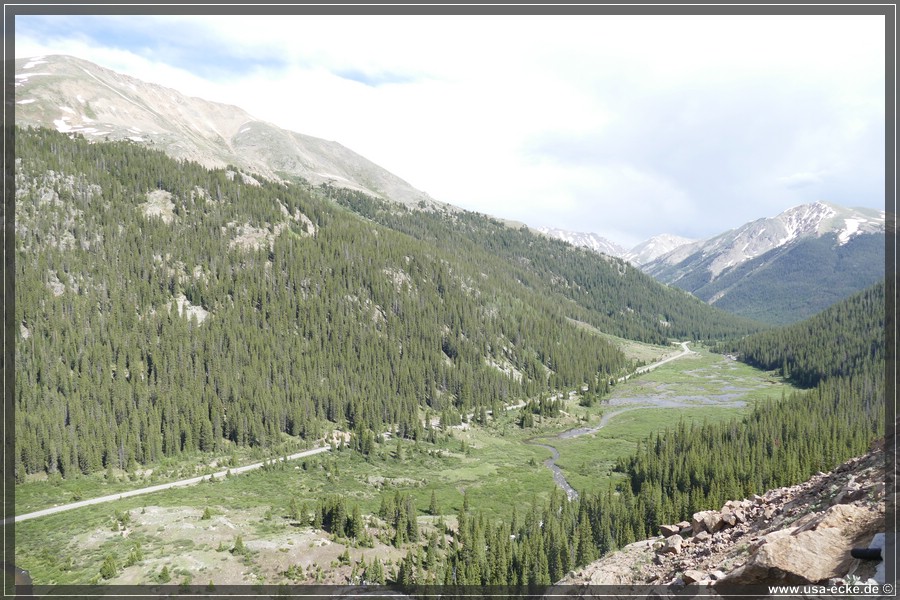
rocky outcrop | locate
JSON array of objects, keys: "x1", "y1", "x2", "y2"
[
  {"x1": 560, "y1": 436, "x2": 889, "y2": 589},
  {"x1": 718, "y1": 504, "x2": 883, "y2": 585}
]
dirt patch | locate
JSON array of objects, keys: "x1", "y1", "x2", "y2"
[
  {"x1": 141, "y1": 190, "x2": 176, "y2": 224},
  {"x1": 170, "y1": 293, "x2": 209, "y2": 325},
  {"x1": 108, "y1": 504, "x2": 406, "y2": 586},
  {"x1": 228, "y1": 222, "x2": 272, "y2": 251},
  {"x1": 366, "y1": 476, "x2": 425, "y2": 490}
]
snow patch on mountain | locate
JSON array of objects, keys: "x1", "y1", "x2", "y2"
[
  {"x1": 23, "y1": 57, "x2": 48, "y2": 69},
  {"x1": 644, "y1": 201, "x2": 885, "y2": 284},
  {"x1": 537, "y1": 228, "x2": 627, "y2": 258},
  {"x1": 625, "y1": 234, "x2": 697, "y2": 265}
]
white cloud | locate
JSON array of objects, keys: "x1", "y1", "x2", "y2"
[{"x1": 778, "y1": 171, "x2": 828, "y2": 189}]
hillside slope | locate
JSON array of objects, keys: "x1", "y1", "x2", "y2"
[
  {"x1": 14, "y1": 54, "x2": 445, "y2": 208},
  {"x1": 733, "y1": 280, "x2": 885, "y2": 387},
  {"x1": 13, "y1": 126, "x2": 761, "y2": 479}
]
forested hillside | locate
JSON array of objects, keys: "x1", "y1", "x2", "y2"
[
  {"x1": 731, "y1": 280, "x2": 885, "y2": 387},
  {"x1": 330, "y1": 188, "x2": 764, "y2": 345},
  {"x1": 607, "y1": 282, "x2": 885, "y2": 541},
  {"x1": 13, "y1": 127, "x2": 759, "y2": 480}
]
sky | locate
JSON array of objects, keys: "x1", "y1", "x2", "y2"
[{"x1": 14, "y1": 11, "x2": 887, "y2": 248}]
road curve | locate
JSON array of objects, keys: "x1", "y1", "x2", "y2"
[{"x1": 619, "y1": 340, "x2": 695, "y2": 382}]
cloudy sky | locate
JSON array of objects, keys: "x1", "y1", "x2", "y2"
[{"x1": 15, "y1": 12, "x2": 886, "y2": 248}]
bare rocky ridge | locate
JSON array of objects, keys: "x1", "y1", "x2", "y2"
[
  {"x1": 15, "y1": 55, "x2": 450, "y2": 210},
  {"x1": 535, "y1": 229, "x2": 696, "y2": 266},
  {"x1": 644, "y1": 201, "x2": 886, "y2": 282},
  {"x1": 559, "y1": 435, "x2": 890, "y2": 589}
]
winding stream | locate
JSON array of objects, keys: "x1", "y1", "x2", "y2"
[{"x1": 524, "y1": 341, "x2": 721, "y2": 501}]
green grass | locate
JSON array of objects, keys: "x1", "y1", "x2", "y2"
[{"x1": 550, "y1": 405, "x2": 746, "y2": 495}]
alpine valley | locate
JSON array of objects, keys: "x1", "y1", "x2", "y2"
[{"x1": 9, "y1": 55, "x2": 887, "y2": 592}]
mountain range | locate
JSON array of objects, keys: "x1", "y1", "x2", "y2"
[
  {"x1": 535, "y1": 229, "x2": 697, "y2": 266},
  {"x1": 14, "y1": 55, "x2": 885, "y2": 325},
  {"x1": 641, "y1": 201, "x2": 885, "y2": 324},
  {"x1": 541, "y1": 202, "x2": 885, "y2": 324}
]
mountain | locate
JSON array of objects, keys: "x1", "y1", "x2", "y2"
[
  {"x1": 14, "y1": 54, "x2": 446, "y2": 209},
  {"x1": 643, "y1": 201, "x2": 885, "y2": 325},
  {"x1": 624, "y1": 234, "x2": 697, "y2": 266},
  {"x1": 13, "y1": 125, "x2": 765, "y2": 479},
  {"x1": 536, "y1": 229, "x2": 695, "y2": 266},
  {"x1": 536, "y1": 228, "x2": 627, "y2": 258}
]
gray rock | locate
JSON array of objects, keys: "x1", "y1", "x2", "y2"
[
  {"x1": 659, "y1": 524, "x2": 681, "y2": 537},
  {"x1": 691, "y1": 510, "x2": 724, "y2": 534},
  {"x1": 716, "y1": 504, "x2": 883, "y2": 586},
  {"x1": 721, "y1": 510, "x2": 737, "y2": 527},
  {"x1": 682, "y1": 569, "x2": 706, "y2": 585},
  {"x1": 659, "y1": 534, "x2": 683, "y2": 555}
]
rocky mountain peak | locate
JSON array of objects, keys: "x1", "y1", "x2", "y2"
[
  {"x1": 536, "y1": 228, "x2": 627, "y2": 259},
  {"x1": 624, "y1": 234, "x2": 697, "y2": 266},
  {"x1": 15, "y1": 54, "x2": 448, "y2": 210}
]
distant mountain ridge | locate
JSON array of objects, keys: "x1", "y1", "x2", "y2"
[
  {"x1": 14, "y1": 54, "x2": 447, "y2": 209},
  {"x1": 536, "y1": 228, "x2": 628, "y2": 259},
  {"x1": 536, "y1": 228, "x2": 695, "y2": 266},
  {"x1": 540, "y1": 202, "x2": 884, "y2": 325},
  {"x1": 644, "y1": 201, "x2": 885, "y2": 324},
  {"x1": 625, "y1": 234, "x2": 698, "y2": 265},
  {"x1": 645, "y1": 201, "x2": 885, "y2": 279}
]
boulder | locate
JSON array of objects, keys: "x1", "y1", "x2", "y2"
[
  {"x1": 694, "y1": 531, "x2": 711, "y2": 543},
  {"x1": 659, "y1": 524, "x2": 681, "y2": 537},
  {"x1": 682, "y1": 569, "x2": 707, "y2": 585},
  {"x1": 716, "y1": 504, "x2": 883, "y2": 586},
  {"x1": 720, "y1": 510, "x2": 737, "y2": 527},
  {"x1": 659, "y1": 534, "x2": 683, "y2": 555},
  {"x1": 832, "y1": 480, "x2": 867, "y2": 505},
  {"x1": 691, "y1": 510, "x2": 724, "y2": 534}
]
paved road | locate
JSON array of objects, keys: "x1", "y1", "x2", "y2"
[{"x1": 9, "y1": 446, "x2": 332, "y2": 524}]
